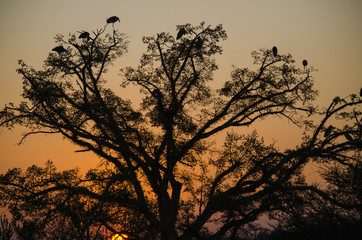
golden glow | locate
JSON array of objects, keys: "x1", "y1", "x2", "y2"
[{"x1": 111, "y1": 234, "x2": 129, "y2": 240}]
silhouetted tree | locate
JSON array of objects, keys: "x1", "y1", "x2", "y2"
[
  {"x1": 0, "y1": 214, "x2": 14, "y2": 240},
  {"x1": 266, "y1": 122, "x2": 362, "y2": 240},
  {"x1": 1, "y1": 20, "x2": 361, "y2": 239},
  {"x1": 266, "y1": 185, "x2": 362, "y2": 240},
  {"x1": 0, "y1": 161, "x2": 151, "y2": 239}
]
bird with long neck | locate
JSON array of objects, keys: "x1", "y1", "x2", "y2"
[{"x1": 106, "y1": 16, "x2": 120, "y2": 32}]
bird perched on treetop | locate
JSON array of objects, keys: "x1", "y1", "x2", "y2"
[
  {"x1": 302, "y1": 60, "x2": 308, "y2": 67},
  {"x1": 52, "y1": 46, "x2": 66, "y2": 54},
  {"x1": 272, "y1": 46, "x2": 278, "y2": 57},
  {"x1": 106, "y1": 16, "x2": 120, "y2": 24},
  {"x1": 79, "y1": 31, "x2": 90, "y2": 39},
  {"x1": 176, "y1": 28, "x2": 187, "y2": 40},
  {"x1": 302, "y1": 59, "x2": 308, "y2": 72}
]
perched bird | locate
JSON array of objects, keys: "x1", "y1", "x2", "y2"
[
  {"x1": 195, "y1": 37, "x2": 203, "y2": 50},
  {"x1": 302, "y1": 60, "x2": 308, "y2": 67},
  {"x1": 176, "y1": 28, "x2": 187, "y2": 40},
  {"x1": 106, "y1": 16, "x2": 120, "y2": 24},
  {"x1": 324, "y1": 125, "x2": 333, "y2": 137},
  {"x1": 302, "y1": 60, "x2": 308, "y2": 72},
  {"x1": 272, "y1": 46, "x2": 278, "y2": 57},
  {"x1": 344, "y1": 133, "x2": 353, "y2": 141},
  {"x1": 52, "y1": 46, "x2": 66, "y2": 54},
  {"x1": 333, "y1": 97, "x2": 341, "y2": 104},
  {"x1": 78, "y1": 31, "x2": 90, "y2": 39}
]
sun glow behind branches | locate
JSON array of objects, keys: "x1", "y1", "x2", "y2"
[{"x1": 111, "y1": 234, "x2": 129, "y2": 240}]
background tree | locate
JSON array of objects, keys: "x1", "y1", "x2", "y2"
[
  {"x1": 0, "y1": 20, "x2": 361, "y2": 239},
  {"x1": 0, "y1": 161, "x2": 152, "y2": 239},
  {"x1": 0, "y1": 214, "x2": 14, "y2": 240},
  {"x1": 265, "y1": 117, "x2": 362, "y2": 240}
]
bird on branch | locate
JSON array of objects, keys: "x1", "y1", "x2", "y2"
[
  {"x1": 272, "y1": 46, "x2": 278, "y2": 57},
  {"x1": 302, "y1": 59, "x2": 308, "y2": 72},
  {"x1": 78, "y1": 31, "x2": 90, "y2": 40},
  {"x1": 106, "y1": 16, "x2": 120, "y2": 24}
]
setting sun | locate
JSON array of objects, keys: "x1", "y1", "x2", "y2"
[{"x1": 111, "y1": 234, "x2": 129, "y2": 240}]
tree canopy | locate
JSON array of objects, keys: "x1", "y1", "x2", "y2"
[{"x1": 1, "y1": 20, "x2": 361, "y2": 240}]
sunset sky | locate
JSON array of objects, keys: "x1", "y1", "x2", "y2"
[{"x1": 0, "y1": 0, "x2": 361, "y2": 174}]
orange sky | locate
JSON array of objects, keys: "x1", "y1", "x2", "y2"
[{"x1": 1, "y1": 0, "x2": 361, "y2": 174}]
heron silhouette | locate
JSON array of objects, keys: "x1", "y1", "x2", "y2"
[
  {"x1": 106, "y1": 16, "x2": 120, "y2": 24},
  {"x1": 106, "y1": 16, "x2": 120, "y2": 32}
]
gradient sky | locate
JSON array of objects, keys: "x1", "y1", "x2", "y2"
[{"x1": 1, "y1": 0, "x2": 361, "y2": 174}]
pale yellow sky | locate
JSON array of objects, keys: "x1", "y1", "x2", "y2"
[{"x1": 0, "y1": 0, "x2": 361, "y2": 172}]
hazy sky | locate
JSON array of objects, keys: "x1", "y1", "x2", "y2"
[{"x1": 1, "y1": 0, "x2": 361, "y2": 173}]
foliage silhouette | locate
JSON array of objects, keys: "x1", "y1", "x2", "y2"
[
  {"x1": 266, "y1": 179, "x2": 362, "y2": 240},
  {"x1": 0, "y1": 20, "x2": 361, "y2": 239},
  {"x1": 0, "y1": 214, "x2": 14, "y2": 240},
  {"x1": 264, "y1": 131, "x2": 362, "y2": 240}
]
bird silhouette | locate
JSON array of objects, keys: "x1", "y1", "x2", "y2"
[
  {"x1": 302, "y1": 60, "x2": 308, "y2": 67},
  {"x1": 176, "y1": 28, "x2": 187, "y2": 40},
  {"x1": 272, "y1": 46, "x2": 278, "y2": 57},
  {"x1": 195, "y1": 37, "x2": 203, "y2": 49},
  {"x1": 344, "y1": 133, "x2": 353, "y2": 141},
  {"x1": 106, "y1": 16, "x2": 120, "y2": 24},
  {"x1": 324, "y1": 125, "x2": 333, "y2": 137},
  {"x1": 302, "y1": 60, "x2": 308, "y2": 72},
  {"x1": 52, "y1": 46, "x2": 66, "y2": 54},
  {"x1": 79, "y1": 31, "x2": 90, "y2": 39}
]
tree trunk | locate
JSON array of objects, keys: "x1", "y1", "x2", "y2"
[
  {"x1": 161, "y1": 227, "x2": 177, "y2": 240},
  {"x1": 159, "y1": 193, "x2": 178, "y2": 240},
  {"x1": 159, "y1": 210, "x2": 178, "y2": 240}
]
